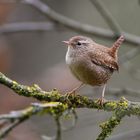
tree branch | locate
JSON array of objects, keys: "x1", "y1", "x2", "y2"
[
  {"x1": 0, "y1": 0, "x2": 22, "y2": 3},
  {"x1": 0, "y1": 72, "x2": 140, "y2": 139},
  {"x1": 0, "y1": 21, "x2": 138, "y2": 64},
  {"x1": 90, "y1": 0, "x2": 122, "y2": 34},
  {"x1": 97, "y1": 115, "x2": 123, "y2": 140},
  {"x1": 97, "y1": 98, "x2": 127, "y2": 140},
  {"x1": 0, "y1": 0, "x2": 139, "y2": 47},
  {"x1": 0, "y1": 1, "x2": 139, "y2": 139},
  {"x1": 0, "y1": 102, "x2": 67, "y2": 139},
  {"x1": 0, "y1": 22, "x2": 55, "y2": 34},
  {"x1": 22, "y1": 0, "x2": 140, "y2": 46},
  {"x1": 119, "y1": 47, "x2": 140, "y2": 64}
]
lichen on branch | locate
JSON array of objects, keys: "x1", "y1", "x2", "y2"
[{"x1": 0, "y1": 72, "x2": 140, "y2": 140}]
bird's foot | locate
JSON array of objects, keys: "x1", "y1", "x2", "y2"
[
  {"x1": 65, "y1": 83, "x2": 83, "y2": 98},
  {"x1": 97, "y1": 97, "x2": 106, "y2": 107},
  {"x1": 65, "y1": 90, "x2": 76, "y2": 99}
]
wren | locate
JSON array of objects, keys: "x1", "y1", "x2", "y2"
[{"x1": 63, "y1": 35, "x2": 124, "y2": 104}]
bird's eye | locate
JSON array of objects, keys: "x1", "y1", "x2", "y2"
[{"x1": 77, "y1": 42, "x2": 82, "y2": 46}]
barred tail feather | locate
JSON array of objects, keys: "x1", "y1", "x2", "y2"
[
  {"x1": 110, "y1": 35, "x2": 125, "y2": 59},
  {"x1": 112, "y1": 35, "x2": 125, "y2": 50}
]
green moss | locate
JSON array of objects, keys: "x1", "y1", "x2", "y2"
[
  {"x1": 2, "y1": 72, "x2": 140, "y2": 140},
  {"x1": 118, "y1": 99, "x2": 128, "y2": 109},
  {"x1": 105, "y1": 102, "x2": 117, "y2": 110},
  {"x1": 49, "y1": 103, "x2": 68, "y2": 117},
  {"x1": 13, "y1": 81, "x2": 18, "y2": 85},
  {"x1": 97, "y1": 98, "x2": 129, "y2": 140},
  {"x1": 22, "y1": 107, "x2": 34, "y2": 116},
  {"x1": 98, "y1": 116, "x2": 121, "y2": 140},
  {"x1": 27, "y1": 87, "x2": 33, "y2": 92},
  {"x1": 100, "y1": 116, "x2": 119, "y2": 129}
]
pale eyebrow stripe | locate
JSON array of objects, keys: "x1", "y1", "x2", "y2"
[{"x1": 80, "y1": 40, "x2": 89, "y2": 43}]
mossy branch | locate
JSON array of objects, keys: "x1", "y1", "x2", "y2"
[
  {"x1": 0, "y1": 72, "x2": 140, "y2": 140},
  {"x1": 0, "y1": 102, "x2": 67, "y2": 139}
]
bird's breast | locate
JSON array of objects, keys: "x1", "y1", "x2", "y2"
[
  {"x1": 65, "y1": 48, "x2": 113, "y2": 86},
  {"x1": 65, "y1": 47, "x2": 76, "y2": 65}
]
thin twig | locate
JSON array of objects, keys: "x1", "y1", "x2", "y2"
[
  {"x1": 0, "y1": 22, "x2": 55, "y2": 34},
  {"x1": 90, "y1": 0, "x2": 122, "y2": 35},
  {"x1": 119, "y1": 47, "x2": 140, "y2": 64},
  {"x1": 22, "y1": 0, "x2": 140, "y2": 46},
  {"x1": 1, "y1": 72, "x2": 140, "y2": 139},
  {"x1": 0, "y1": 9, "x2": 137, "y2": 68},
  {"x1": 97, "y1": 98, "x2": 140, "y2": 140},
  {"x1": 0, "y1": 120, "x2": 21, "y2": 138},
  {"x1": 55, "y1": 117, "x2": 61, "y2": 140},
  {"x1": 0, "y1": 107, "x2": 34, "y2": 138},
  {"x1": 0, "y1": 102, "x2": 66, "y2": 139},
  {"x1": 60, "y1": 109, "x2": 78, "y2": 131},
  {"x1": 0, "y1": 0, "x2": 23, "y2": 3}
]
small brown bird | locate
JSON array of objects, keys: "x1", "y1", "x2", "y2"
[{"x1": 63, "y1": 35, "x2": 124, "y2": 104}]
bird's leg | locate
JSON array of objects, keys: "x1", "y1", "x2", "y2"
[
  {"x1": 97, "y1": 84, "x2": 106, "y2": 106},
  {"x1": 66, "y1": 83, "x2": 84, "y2": 97}
]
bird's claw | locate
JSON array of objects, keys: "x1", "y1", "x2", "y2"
[
  {"x1": 97, "y1": 97, "x2": 105, "y2": 107},
  {"x1": 65, "y1": 90, "x2": 76, "y2": 98}
]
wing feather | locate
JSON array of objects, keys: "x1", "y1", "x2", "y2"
[{"x1": 88, "y1": 48, "x2": 119, "y2": 71}]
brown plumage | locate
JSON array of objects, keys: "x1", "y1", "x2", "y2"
[{"x1": 63, "y1": 35, "x2": 124, "y2": 104}]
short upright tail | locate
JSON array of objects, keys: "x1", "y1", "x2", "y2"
[
  {"x1": 110, "y1": 35, "x2": 125, "y2": 59},
  {"x1": 112, "y1": 35, "x2": 125, "y2": 49}
]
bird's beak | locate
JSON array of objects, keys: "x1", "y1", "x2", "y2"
[{"x1": 62, "y1": 41, "x2": 69, "y2": 45}]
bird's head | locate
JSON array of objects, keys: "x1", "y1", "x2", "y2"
[{"x1": 63, "y1": 36, "x2": 94, "y2": 50}]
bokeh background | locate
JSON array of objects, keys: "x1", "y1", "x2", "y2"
[{"x1": 0, "y1": 0, "x2": 140, "y2": 140}]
